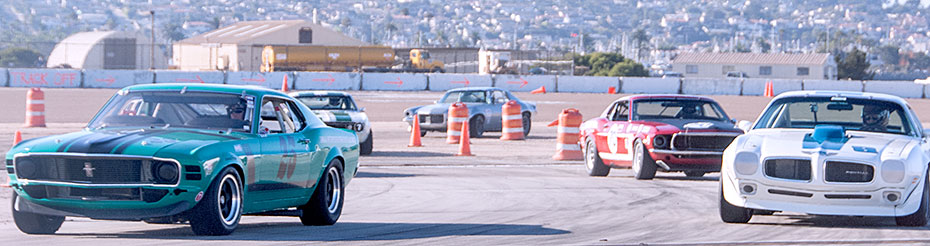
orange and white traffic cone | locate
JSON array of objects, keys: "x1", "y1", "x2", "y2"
[
  {"x1": 531, "y1": 86, "x2": 546, "y2": 94},
  {"x1": 281, "y1": 75, "x2": 290, "y2": 92},
  {"x1": 447, "y1": 102, "x2": 469, "y2": 144},
  {"x1": 764, "y1": 80, "x2": 774, "y2": 97},
  {"x1": 25, "y1": 88, "x2": 46, "y2": 127},
  {"x1": 500, "y1": 100, "x2": 524, "y2": 140},
  {"x1": 13, "y1": 130, "x2": 22, "y2": 145},
  {"x1": 456, "y1": 119, "x2": 473, "y2": 156},
  {"x1": 551, "y1": 108, "x2": 583, "y2": 160},
  {"x1": 408, "y1": 117, "x2": 423, "y2": 147}
]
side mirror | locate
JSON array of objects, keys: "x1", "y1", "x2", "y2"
[
  {"x1": 433, "y1": 100, "x2": 438, "y2": 104},
  {"x1": 359, "y1": 107, "x2": 366, "y2": 112},
  {"x1": 923, "y1": 129, "x2": 930, "y2": 138},
  {"x1": 737, "y1": 120, "x2": 753, "y2": 133}
]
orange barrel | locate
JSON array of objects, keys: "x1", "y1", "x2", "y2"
[
  {"x1": 552, "y1": 108, "x2": 583, "y2": 160},
  {"x1": 24, "y1": 88, "x2": 46, "y2": 127},
  {"x1": 447, "y1": 102, "x2": 469, "y2": 144},
  {"x1": 500, "y1": 100, "x2": 524, "y2": 140}
]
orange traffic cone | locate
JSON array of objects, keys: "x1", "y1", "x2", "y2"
[
  {"x1": 281, "y1": 75, "x2": 290, "y2": 92},
  {"x1": 608, "y1": 86, "x2": 616, "y2": 94},
  {"x1": 408, "y1": 117, "x2": 423, "y2": 147},
  {"x1": 531, "y1": 86, "x2": 546, "y2": 94},
  {"x1": 764, "y1": 81, "x2": 774, "y2": 97},
  {"x1": 456, "y1": 120, "x2": 473, "y2": 156},
  {"x1": 13, "y1": 130, "x2": 22, "y2": 146}
]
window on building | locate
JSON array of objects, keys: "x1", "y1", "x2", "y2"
[
  {"x1": 686, "y1": 65, "x2": 698, "y2": 74},
  {"x1": 797, "y1": 67, "x2": 809, "y2": 76},
  {"x1": 722, "y1": 65, "x2": 735, "y2": 75},
  {"x1": 759, "y1": 66, "x2": 772, "y2": 75},
  {"x1": 299, "y1": 27, "x2": 313, "y2": 44}
]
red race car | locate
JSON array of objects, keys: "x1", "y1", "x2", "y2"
[{"x1": 580, "y1": 95, "x2": 748, "y2": 179}]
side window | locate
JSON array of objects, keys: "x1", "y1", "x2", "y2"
[
  {"x1": 491, "y1": 90, "x2": 508, "y2": 104},
  {"x1": 613, "y1": 102, "x2": 629, "y2": 121},
  {"x1": 260, "y1": 100, "x2": 282, "y2": 134},
  {"x1": 284, "y1": 100, "x2": 306, "y2": 131},
  {"x1": 259, "y1": 98, "x2": 302, "y2": 134}
]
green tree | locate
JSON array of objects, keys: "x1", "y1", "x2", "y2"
[
  {"x1": 164, "y1": 23, "x2": 186, "y2": 41},
  {"x1": 632, "y1": 29, "x2": 650, "y2": 61},
  {"x1": 836, "y1": 48, "x2": 872, "y2": 80},
  {"x1": 907, "y1": 52, "x2": 930, "y2": 71},
  {"x1": 0, "y1": 47, "x2": 45, "y2": 68},
  {"x1": 573, "y1": 52, "x2": 648, "y2": 77},
  {"x1": 876, "y1": 45, "x2": 900, "y2": 67},
  {"x1": 755, "y1": 37, "x2": 771, "y2": 53}
]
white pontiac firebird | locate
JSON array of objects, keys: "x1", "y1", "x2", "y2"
[{"x1": 720, "y1": 91, "x2": 930, "y2": 226}]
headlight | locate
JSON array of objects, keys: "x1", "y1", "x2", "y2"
[
  {"x1": 881, "y1": 160, "x2": 905, "y2": 183},
  {"x1": 734, "y1": 152, "x2": 759, "y2": 175},
  {"x1": 652, "y1": 135, "x2": 668, "y2": 149},
  {"x1": 354, "y1": 123, "x2": 364, "y2": 132},
  {"x1": 15, "y1": 159, "x2": 36, "y2": 179},
  {"x1": 152, "y1": 161, "x2": 179, "y2": 184}
]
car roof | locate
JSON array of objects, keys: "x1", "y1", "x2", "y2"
[
  {"x1": 289, "y1": 91, "x2": 351, "y2": 97},
  {"x1": 774, "y1": 90, "x2": 909, "y2": 105},
  {"x1": 614, "y1": 94, "x2": 715, "y2": 103},
  {"x1": 123, "y1": 83, "x2": 290, "y2": 98},
  {"x1": 447, "y1": 86, "x2": 503, "y2": 92}
]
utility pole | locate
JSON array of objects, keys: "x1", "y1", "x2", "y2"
[{"x1": 150, "y1": 10, "x2": 155, "y2": 70}]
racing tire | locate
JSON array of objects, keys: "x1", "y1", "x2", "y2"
[
  {"x1": 522, "y1": 112, "x2": 532, "y2": 137},
  {"x1": 300, "y1": 159, "x2": 345, "y2": 226},
  {"x1": 719, "y1": 183, "x2": 752, "y2": 223},
  {"x1": 631, "y1": 139, "x2": 657, "y2": 180},
  {"x1": 470, "y1": 115, "x2": 485, "y2": 138},
  {"x1": 684, "y1": 171, "x2": 706, "y2": 178},
  {"x1": 896, "y1": 170, "x2": 930, "y2": 226},
  {"x1": 190, "y1": 167, "x2": 243, "y2": 236},
  {"x1": 11, "y1": 192, "x2": 64, "y2": 234},
  {"x1": 360, "y1": 131, "x2": 373, "y2": 155},
  {"x1": 420, "y1": 130, "x2": 428, "y2": 137},
  {"x1": 585, "y1": 139, "x2": 610, "y2": 176}
]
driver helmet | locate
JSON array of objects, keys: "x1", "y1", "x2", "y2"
[{"x1": 861, "y1": 104, "x2": 890, "y2": 128}]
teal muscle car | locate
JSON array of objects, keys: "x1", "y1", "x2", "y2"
[{"x1": 6, "y1": 84, "x2": 360, "y2": 236}]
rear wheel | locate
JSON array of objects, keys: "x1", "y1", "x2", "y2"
[
  {"x1": 470, "y1": 115, "x2": 485, "y2": 138},
  {"x1": 684, "y1": 171, "x2": 706, "y2": 178},
  {"x1": 522, "y1": 113, "x2": 532, "y2": 137},
  {"x1": 189, "y1": 166, "x2": 243, "y2": 236},
  {"x1": 360, "y1": 131, "x2": 373, "y2": 155},
  {"x1": 631, "y1": 139, "x2": 656, "y2": 180},
  {"x1": 420, "y1": 130, "x2": 427, "y2": 137},
  {"x1": 896, "y1": 171, "x2": 929, "y2": 226},
  {"x1": 11, "y1": 192, "x2": 64, "y2": 234},
  {"x1": 300, "y1": 159, "x2": 345, "y2": 225},
  {"x1": 719, "y1": 183, "x2": 752, "y2": 223},
  {"x1": 584, "y1": 139, "x2": 610, "y2": 176}
]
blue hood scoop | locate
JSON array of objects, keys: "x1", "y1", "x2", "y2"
[{"x1": 803, "y1": 125, "x2": 848, "y2": 150}]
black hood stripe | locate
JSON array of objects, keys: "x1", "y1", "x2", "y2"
[{"x1": 59, "y1": 129, "x2": 241, "y2": 154}]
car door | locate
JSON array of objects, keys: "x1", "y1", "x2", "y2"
[
  {"x1": 251, "y1": 97, "x2": 317, "y2": 206},
  {"x1": 597, "y1": 100, "x2": 634, "y2": 164},
  {"x1": 486, "y1": 89, "x2": 509, "y2": 131}
]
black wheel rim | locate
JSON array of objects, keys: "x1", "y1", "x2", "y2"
[
  {"x1": 325, "y1": 166, "x2": 343, "y2": 213},
  {"x1": 217, "y1": 174, "x2": 241, "y2": 226}
]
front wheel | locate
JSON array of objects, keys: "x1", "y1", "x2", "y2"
[
  {"x1": 896, "y1": 171, "x2": 929, "y2": 226},
  {"x1": 719, "y1": 184, "x2": 752, "y2": 223},
  {"x1": 470, "y1": 115, "x2": 485, "y2": 138},
  {"x1": 360, "y1": 131, "x2": 373, "y2": 155},
  {"x1": 584, "y1": 139, "x2": 610, "y2": 176},
  {"x1": 12, "y1": 192, "x2": 64, "y2": 234},
  {"x1": 300, "y1": 159, "x2": 345, "y2": 225},
  {"x1": 631, "y1": 139, "x2": 657, "y2": 180},
  {"x1": 684, "y1": 171, "x2": 705, "y2": 178},
  {"x1": 189, "y1": 166, "x2": 243, "y2": 236},
  {"x1": 522, "y1": 113, "x2": 532, "y2": 137}
]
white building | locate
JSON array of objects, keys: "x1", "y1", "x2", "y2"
[
  {"x1": 670, "y1": 52, "x2": 837, "y2": 80},
  {"x1": 46, "y1": 31, "x2": 168, "y2": 69}
]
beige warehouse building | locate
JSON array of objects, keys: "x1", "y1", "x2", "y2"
[
  {"x1": 669, "y1": 52, "x2": 837, "y2": 80},
  {"x1": 47, "y1": 31, "x2": 169, "y2": 69},
  {"x1": 173, "y1": 20, "x2": 368, "y2": 71}
]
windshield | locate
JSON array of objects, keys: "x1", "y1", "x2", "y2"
[
  {"x1": 632, "y1": 99, "x2": 729, "y2": 121},
  {"x1": 296, "y1": 95, "x2": 356, "y2": 110},
  {"x1": 754, "y1": 97, "x2": 912, "y2": 135},
  {"x1": 88, "y1": 90, "x2": 255, "y2": 133},
  {"x1": 439, "y1": 91, "x2": 487, "y2": 103}
]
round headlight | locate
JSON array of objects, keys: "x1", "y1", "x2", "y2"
[
  {"x1": 153, "y1": 161, "x2": 179, "y2": 184},
  {"x1": 15, "y1": 159, "x2": 36, "y2": 179},
  {"x1": 734, "y1": 152, "x2": 759, "y2": 176},
  {"x1": 652, "y1": 135, "x2": 668, "y2": 149},
  {"x1": 881, "y1": 160, "x2": 905, "y2": 183},
  {"x1": 354, "y1": 123, "x2": 364, "y2": 132}
]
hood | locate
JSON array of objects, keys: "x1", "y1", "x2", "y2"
[
  {"x1": 314, "y1": 110, "x2": 361, "y2": 122},
  {"x1": 414, "y1": 103, "x2": 454, "y2": 115},
  {"x1": 639, "y1": 119, "x2": 740, "y2": 133},
  {"x1": 14, "y1": 128, "x2": 245, "y2": 157},
  {"x1": 743, "y1": 128, "x2": 913, "y2": 162}
]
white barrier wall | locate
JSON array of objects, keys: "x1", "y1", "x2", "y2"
[
  {"x1": 295, "y1": 72, "x2": 361, "y2": 90},
  {"x1": 620, "y1": 77, "x2": 680, "y2": 94},
  {"x1": 863, "y1": 81, "x2": 925, "y2": 98},
  {"x1": 8, "y1": 68, "x2": 82, "y2": 88},
  {"x1": 681, "y1": 78, "x2": 743, "y2": 95},
  {"x1": 360, "y1": 73, "x2": 428, "y2": 91},
  {"x1": 427, "y1": 73, "x2": 493, "y2": 91},
  {"x1": 803, "y1": 80, "x2": 863, "y2": 92},
  {"x1": 556, "y1": 76, "x2": 619, "y2": 93},
  {"x1": 83, "y1": 69, "x2": 154, "y2": 88},
  {"x1": 0, "y1": 68, "x2": 7, "y2": 86},
  {"x1": 493, "y1": 75, "x2": 557, "y2": 92},
  {"x1": 742, "y1": 78, "x2": 803, "y2": 96},
  {"x1": 227, "y1": 71, "x2": 291, "y2": 89},
  {"x1": 154, "y1": 70, "x2": 225, "y2": 84}
]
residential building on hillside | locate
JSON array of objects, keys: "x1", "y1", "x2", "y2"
[
  {"x1": 669, "y1": 52, "x2": 837, "y2": 80},
  {"x1": 173, "y1": 20, "x2": 368, "y2": 71}
]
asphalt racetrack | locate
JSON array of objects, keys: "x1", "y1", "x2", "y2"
[{"x1": 2, "y1": 88, "x2": 930, "y2": 245}]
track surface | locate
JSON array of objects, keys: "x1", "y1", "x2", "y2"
[{"x1": 2, "y1": 88, "x2": 930, "y2": 245}]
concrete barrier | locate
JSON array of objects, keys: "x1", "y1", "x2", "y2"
[
  {"x1": 83, "y1": 69, "x2": 154, "y2": 88},
  {"x1": 802, "y1": 80, "x2": 863, "y2": 92},
  {"x1": 493, "y1": 75, "x2": 557, "y2": 92},
  {"x1": 742, "y1": 78, "x2": 803, "y2": 96},
  {"x1": 154, "y1": 70, "x2": 225, "y2": 84},
  {"x1": 864, "y1": 81, "x2": 925, "y2": 98},
  {"x1": 620, "y1": 77, "x2": 680, "y2": 94},
  {"x1": 295, "y1": 72, "x2": 361, "y2": 90},
  {"x1": 0, "y1": 68, "x2": 7, "y2": 87},
  {"x1": 227, "y1": 71, "x2": 291, "y2": 89},
  {"x1": 427, "y1": 73, "x2": 493, "y2": 91},
  {"x1": 8, "y1": 68, "x2": 82, "y2": 88},
  {"x1": 360, "y1": 73, "x2": 428, "y2": 91},
  {"x1": 681, "y1": 78, "x2": 743, "y2": 95},
  {"x1": 556, "y1": 76, "x2": 619, "y2": 93}
]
